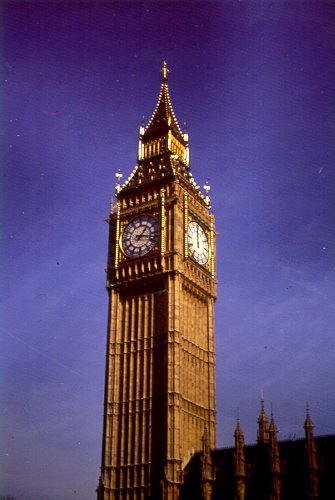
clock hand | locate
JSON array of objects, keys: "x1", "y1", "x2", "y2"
[{"x1": 136, "y1": 227, "x2": 147, "y2": 240}]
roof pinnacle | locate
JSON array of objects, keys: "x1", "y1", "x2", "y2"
[
  {"x1": 142, "y1": 62, "x2": 186, "y2": 146},
  {"x1": 234, "y1": 409, "x2": 244, "y2": 440},
  {"x1": 269, "y1": 404, "x2": 277, "y2": 434},
  {"x1": 161, "y1": 61, "x2": 169, "y2": 83},
  {"x1": 257, "y1": 394, "x2": 270, "y2": 444},
  {"x1": 304, "y1": 402, "x2": 314, "y2": 431}
]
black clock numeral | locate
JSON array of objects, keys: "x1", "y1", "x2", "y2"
[
  {"x1": 122, "y1": 215, "x2": 160, "y2": 257},
  {"x1": 188, "y1": 220, "x2": 209, "y2": 265}
]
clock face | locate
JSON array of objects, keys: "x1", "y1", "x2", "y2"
[
  {"x1": 188, "y1": 221, "x2": 209, "y2": 265},
  {"x1": 122, "y1": 215, "x2": 159, "y2": 257}
]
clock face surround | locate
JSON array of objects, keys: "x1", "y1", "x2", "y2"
[
  {"x1": 122, "y1": 215, "x2": 159, "y2": 257},
  {"x1": 188, "y1": 220, "x2": 209, "y2": 265}
]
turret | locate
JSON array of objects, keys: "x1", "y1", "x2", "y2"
[
  {"x1": 257, "y1": 397, "x2": 270, "y2": 444},
  {"x1": 200, "y1": 426, "x2": 215, "y2": 500},
  {"x1": 120, "y1": 62, "x2": 211, "y2": 208},
  {"x1": 268, "y1": 408, "x2": 281, "y2": 500},
  {"x1": 304, "y1": 404, "x2": 319, "y2": 498},
  {"x1": 138, "y1": 61, "x2": 190, "y2": 167},
  {"x1": 234, "y1": 414, "x2": 246, "y2": 500}
]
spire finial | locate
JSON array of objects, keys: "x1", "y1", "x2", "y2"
[
  {"x1": 258, "y1": 391, "x2": 270, "y2": 444},
  {"x1": 260, "y1": 388, "x2": 266, "y2": 411},
  {"x1": 305, "y1": 401, "x2": 314, "y2": 431},
  {"x1": 269, "y1": 403, "x2": 277, "y2": 435},
  {"x1": 161, "y1": 61, "x2": 169, "y2": 82},
  {"x1": 234, "y1": 410, "x2": 244, "y2": 441}
]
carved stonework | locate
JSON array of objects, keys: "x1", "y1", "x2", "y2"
[{"x1": 98, "y1": 63, "x2": 216, "y2": 499}]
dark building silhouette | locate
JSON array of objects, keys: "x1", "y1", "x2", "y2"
[{"x1": 183, "y1": 403, "x2": 335, "y2": 499}]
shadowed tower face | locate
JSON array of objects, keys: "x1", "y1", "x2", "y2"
[{"x1": 98, "y1": 63, "x2": 217, "y2": 500}]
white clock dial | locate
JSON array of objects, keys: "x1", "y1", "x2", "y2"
[
  {"x1": 122, "y1": 215, "x2": 159, "y2": 257},
  {"x1": 188, "y1": 221, "x2": 209, "y2": 265}
]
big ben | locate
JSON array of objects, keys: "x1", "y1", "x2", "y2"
[{"x1": 98, "y1": 63, "x2": 217, "y2": 499}]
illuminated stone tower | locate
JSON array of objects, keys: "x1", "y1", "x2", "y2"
[{"x1": 97, "y1": 63, "x2": 216, "y2": 499}]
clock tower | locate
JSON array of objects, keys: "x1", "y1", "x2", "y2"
[{"x1": 98, "y1": 62, "x2": 217, "y2": 500}]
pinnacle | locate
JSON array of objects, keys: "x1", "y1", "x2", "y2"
[
  {"x1": 161, "y1": 61, "x2": 169, "y2": 82},
  {"x1": 304, "y1": 402, "x2": 314, "y2": 430},
  {"x1": 143, "y1": 63, "x2": 185, "y2": 143}
]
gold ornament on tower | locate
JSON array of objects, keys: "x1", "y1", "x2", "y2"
[{"x1": 98, "y1": 62, "x2": 216, "y2": 500}]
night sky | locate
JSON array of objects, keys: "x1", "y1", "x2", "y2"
[{"x1": 2, "y1": 2, "x2": 335, "y2": 499}]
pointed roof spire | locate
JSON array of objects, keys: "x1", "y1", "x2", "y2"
[
  {"x1": 234, "y1": 411, "x2": 246, "y2": 490},
  {"x1": 257, "y1": 395, "x2": 270, "y2": 444},
  {"x1": 161, "y1": 60, "x2": 169, "y2": 83},
  {"x1": 304, "y1": 402, "x2": 314, "y2": 433},
  {"x1": 304, "y1": 403, "x2": 319, "y2": 496},
  {"x1": 259, "y1": 395, "x2": 267, "y2": 423},
  {"x1": 142, "y1": 62, "x2": 186, "y2": 143},
  {"x1": 268, "y1": 405, "x2": 281, "y2": 498},
  {"x1": 269, "y1": 404, "x2": 278, "y2": 443},
  {"x1": 234, "y1": 409, "x2": 244, "y2": 441},
  {"x1": 269, "y1": 404, "x2": 276, "y2": 431},
  {"x1": 235, "y1": 419, "x2": 242, "y2": 435},
  {"x1": 200, "y1": 424, "x2": 214, "y2": 491}
]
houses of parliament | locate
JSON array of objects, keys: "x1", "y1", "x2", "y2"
[{"x1": 97, "y1": 63, "x2": 335, "y2": 499}]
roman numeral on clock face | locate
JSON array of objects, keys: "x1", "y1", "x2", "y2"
[
  {"x1": 188, "y1": 220, "x2": 209, "y2": 265},
  {"x1": 122, "y1": 215, "x2": 160, "y2": 257}
]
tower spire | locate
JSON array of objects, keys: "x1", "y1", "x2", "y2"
[
  {"x1": 140, "y1": 62, "x2": 188, "y2": 157},
  {"x1": 161, "y1": 60, "x2": 169, "y2": 83},
  {"x1": 200, "y1": 425, "x2": 215, "y2": 500},
  {"x1": 304, "y1": 404, "x2": 319, "y2": 498},
  {"x1": 234, "y1": 413, "x2": 246, "y2": 500},
  {"x1": 305, "y1": 402, "x2": 313, "y2": 430},
  {"x1": 269, "y1": 407, "x2": 281, "y2": 500},
  {"x1": 257, "y1": 396, "x2": 270, "y2": 444}
]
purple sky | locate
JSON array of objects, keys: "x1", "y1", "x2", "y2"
[{"x1": 2, "y1": 2, "x2": 335, "y2": 499}]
